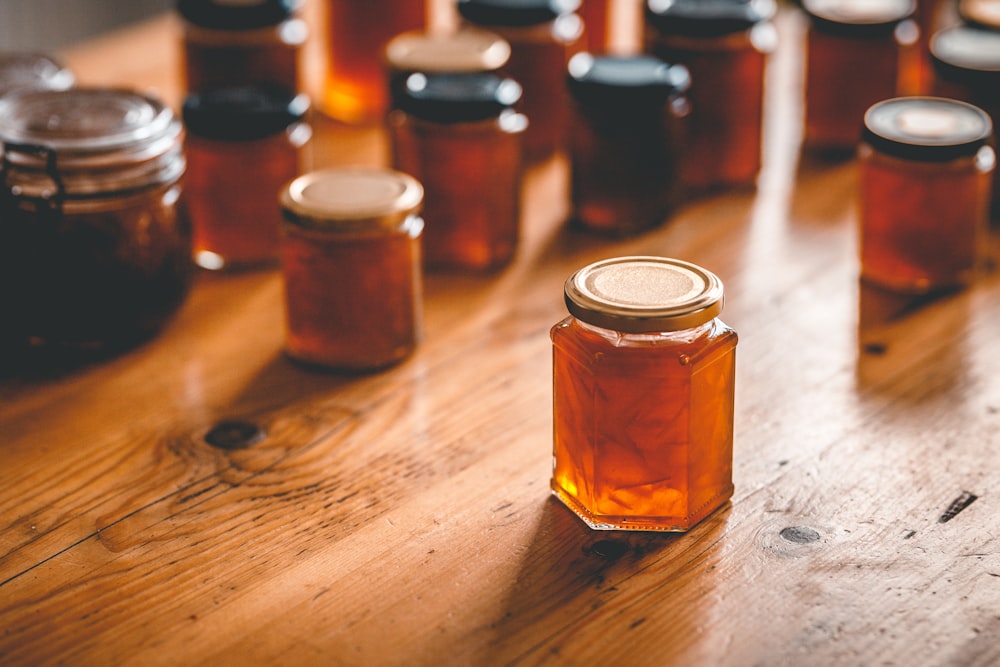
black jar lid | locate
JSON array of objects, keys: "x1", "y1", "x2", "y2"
[
  {"x1": 645, "y1": 0, "x2": 777, "y2": 38},
  {"x1": 393, "y1": 72, "x2": 522, "y2": 123},
  {"x1": 177, "y1": 0, "x2": 301, "y2": 30},
  {"x1": 566, "y1": 53, "x2": 690, "y2": 107},
  {"x1": 457, "y1": 0, "x2": 581, "y2": 27},
  {"x1": 930, "y1": 25, "x2": 1000, "y2": 91},
  {"x1": 803, "y1": 0, "x2": 915, "y2": 37},
  {"x1": 862, "y1": 97, "x2": 993, "y2": 162},
  {"x1": 183, "y1": 86, "x2": 309, "y2": 140}
]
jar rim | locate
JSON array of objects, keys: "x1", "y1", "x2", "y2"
[{"x1": 862, "y1": 96, "x2": 994, "y2": 162}]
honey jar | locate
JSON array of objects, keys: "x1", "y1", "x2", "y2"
[
  {"x1": 858, "y1": 97, "x2": 994, "y2": 292},
  {"x1": 280, "y1": 168, "x2": 424, "y2": 371},
  {"x1": 566, "y1": 53, "x2": 690, "y2": 235},
  {"x1": 183, "y1": 86, "x2": 312, "y2": 270},
  {"x1": 644, "y1": 0, "x2": 777, "y2": 192},
  {"x1": 457, "y1": 0, "x2": 584, "y2": 162},
  {"x1": 551, "y1": 256, "x2": 738, "y2": 531},
  {"x1": 178, "y1": 0, "x2": 307, "y2": 95},
  {"x1": 802, "y1": 0, "x2": 917, "y2": 154},
  {"x1": 389, "y1": 72, "x2": 526, "y2": 272},
  {"x1": 929, "y1": 25, "x2": 1000, "y2": 219},
  {"x1": 322, "y1": 0, "x2": 427, "y2": 123},
  {"x1": 0, "y1": 52, "x2": 74, "y2": 98},
  {"x1": 384, "y1": 28, "x2": 511, "y2": 81},
  {"x1": 0, "y1": 88, "x2": 191, "y2": 353}
]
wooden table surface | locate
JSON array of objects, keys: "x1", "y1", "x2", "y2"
[{"x1": 3, "y1": 4, "x2": 999, "y2": 666}]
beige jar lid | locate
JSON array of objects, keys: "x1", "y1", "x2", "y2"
[
  {"x1": 960, "y1": 0, "x2": 1000, "y2": 29},
  {"x1": 385, "y1": 29, "x2": 511, "y2": 73},
  {"x1": 281, "y1": 167, "x2": 423, "y2": 234},
  {"x1": 564, "y1": 256, "x2": 724, "y2": 333}
]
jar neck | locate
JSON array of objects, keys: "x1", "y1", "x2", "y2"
[{"x1": 572, "y1": 315, "x2": 716, "y2": 343}]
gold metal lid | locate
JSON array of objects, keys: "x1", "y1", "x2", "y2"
[
  {"x1": 281, "y1": 167, "x2": 423, "y2": 233},
  {"x1": 960, "y1": 0, "x2": 1000, "y2": 29},
  {"x1": 564, "y1": 256, "x2": 724, "y2": 333},
  {"x1": 385, "y1": 29, "x2": 511, "y2": 73}
]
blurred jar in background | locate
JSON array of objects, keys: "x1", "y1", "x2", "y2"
[
  {"x1": 645, "y1": 0, "x2": 777, "y2": 193},
  {"x1": 178, "y1": 0, "x2": 307, "y2": 95},
  {"x1": 858, "y1": 96, "x2": 994, "y2": 293},
  {"x1": 183, "y1": 86, "x2": 312, "y2": 270},
  {"x1": 322, "y1": 0, "x2": 427, "y2": 123},
  {"x1": 0, "y1": 52, "x2": 74, "y2": 99},
  {"x1": 457, "y1": 0, "x2": 584, "y2": 163},
  {"x1": 577, "y1": 0, "x2": 644, "y2": 54},
  {"x1": 0, "y1": 88, "x2": 191, "y2": 354},
  {"x1": 802, "y1": 0, "x2": 917, "y2": 155},
  {"x1": 566, "y1": 53, "x2": 690, "y2": 235},
  {"x1": 385, "y1": 28, "x2": 511, "y2": 88},
  {"x1": 389, "y1": 71, "x2": 526, "y2": 271}
]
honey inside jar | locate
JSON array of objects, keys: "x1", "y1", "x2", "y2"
[{"x1": 551, "y1": 257, "x2": 738, "y2": 531}]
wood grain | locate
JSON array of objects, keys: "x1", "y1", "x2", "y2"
[{"x1": 2, "y1": 4, "x2": 999, "y2": 666}]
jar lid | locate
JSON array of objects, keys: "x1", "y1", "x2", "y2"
[
  {"x1": 959, "y1": 0, "x2": 1000, "y2": 30},
  {"x1": 566, "y1": 53, "x2": 690, "y2": 107},
  {"x1": 930, "y1": 26, "x2": 1000, "y2": 89},
  {"x1": 385, "y1": 29, "x2": 511, "y2": 74},
  {"x1": 177, "y1": 0, "x2": 301, "y2": 30},
  {"x1": 862, "y1": 96, "x2": 993, "y2": 162},
  {"x1": 0, "y1": 87, "x2": 184, "y2": 197},
  {"x1": 183, "y1": 86, "x2": 309, "y2": 140},
  {"x1": 0, "y1": 52, "x2": 75, "y2": 97},
  {"x1": 457, "y1": 0, "x2": 581, "y2": 27},
  {"x1": 564, "y1": 256, "x2": 724, "y2": 333},
  {"x1": 393, "y1": 72, "x2": 522, "y2": 123},
  {"x1": 281, "y1": 168, "x2": 424, "y2": 233},
  {"x1": 803, "y1": 0, "x2": 915, "y2": 36},
  {"x1": 646, "y1": 0, "x2": 777, "y2": 38}
]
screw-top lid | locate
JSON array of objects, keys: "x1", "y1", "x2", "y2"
[
  {"x1": 930, "y1": 26, "x2": 1000, "y2": 91},
  {"x1": 959, "y1": 0, "x2": 1000, "y2": 30},
  {"x1": 566, "y1": 53, "x2": 690, "y2": 108},
  {"x1": 0, "y1": 87, "x2": 184, "y2": 198},
  {"x1": 385, "y1": 29, "x2": 511, "y2": 74},
  {"x1": 803, "y1": 0, "x2": 915, "y2": 36},
  {"x1": 862, "y1": 96, "x2": 993, "y2": 162},
  {"x1": 0, "y1": 52, "x2": 75, "y2": 97},
  {"x1": 646, "y1": 0, "x2": 776, "y2": 38},
  {"x1": 281, "y1": 168, "x2": 424, "y2": 234},
  {"x1": 564, "y1": 256, "x2": 725, "y2": 333},
  {"x1": 177, "y1": 0, "x2": 301, "y2": 30},
  {"x1": 457, "y1": 0, "x2": 581, "y2": 27},
  {"x1": 183, "y1": 86, "x2": 309, "y2": 140},
  {"x1": 393, "y1": 72, "x2": 522, "y2": 123}
]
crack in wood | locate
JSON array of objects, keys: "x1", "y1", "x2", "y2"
[{"x1": 938, "y1": 491, "x2": 978, "y2": 523}]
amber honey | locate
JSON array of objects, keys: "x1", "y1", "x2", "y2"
[
  {"x1": 322, "y1": 0, "x2": 426, "y2": 123},
  {"x1": 551, "y1": 257, "x2": 738, "y2": 531},
  {"x1": 579, "y1": 0, "x2": 612, "y2": 52},
  {"x1": 645, "y1": 0, "x2": 776, "y2": 191},
  {"x1": 280, "y1": 168, "x2": 424, "y2": 371},
  {"x1": 859, "y1": 97, "x2": 994, "y2": 292}
]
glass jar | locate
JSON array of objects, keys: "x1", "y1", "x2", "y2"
[
  {"x1": 0, "y1": 52, "x2": 74, "y2": 98},
  {"x1": 930, "y1": 25, "x2": 1000, "y2": 220},
  {"x1": 322, "y1": 0, "x2": 427, "y2": 123},
  {"x1": 384, "y1": 28, "x2": 511, "y2": 91},
  {"x1": 178, "y1": 0, "x2": 307, "y2": 95},
  {"x1": 566, "y1": 53, "x2": 690, "y2": 235},
  {"x1": 0, "y1": 88, "x2": 191, "y2": 353},
  {"x1": 280, "y1": 168, "x2": 424, "y2": 371},
  {"x1": 457, "y1": 0, "x2": 584, "y2": 163},
  {"x1": 645, "y1": 0, "x2": 777, "y2": 192},
  {"x1": 802, "y1": 0, "x2": 917, "y2": 154},
  {"x1": 551, "y1": 256, "x2": 738, "y2": 532},
  {"x1": 858, "y1": 96, "x2": 994, "y2": 293},
  {"x1": 389, "y1": 72, "x2": 526, "y2": 271},
  {"x1": 183, "y1": 86, "x2": 312, "y2": 270}
]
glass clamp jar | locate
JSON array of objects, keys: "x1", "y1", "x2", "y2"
[
  {"x1": 551, "y1": 256, "x2": 739, "y2": 531},
  {"x1": 457, "y1": 0, "x2": 584, "y2": 162},
  {"x1": 388, "y1": 71, "x2": 527, "y2": 271},
  {"x1": 0, "y1": 88, "x2": 191, "y2": 354},
  {"x1": 858, "y1": 96, "x2": 995, "y2": 293},
  {"x1": 178, "y1": 0, "x2": 307, "y2": 95},
  {"x1": 565, "y1": 53, "x2": 690, "y2": 235},
  {"x1": 0, "y1": 52, "x2": 74, "y2": 99},
  {"x1": 183, "y1": 86, "x2": 312, "y2": 270},
  {"x1": 645, "y1": 0, "x2": 777, "y2": 192},
  {"x1": 280, "y1": 168, "x2": 424, "y2": 371}
]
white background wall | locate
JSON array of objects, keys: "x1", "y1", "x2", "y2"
[{"x1": 0, "y1": 0, "x2": 173, "y2": 51}]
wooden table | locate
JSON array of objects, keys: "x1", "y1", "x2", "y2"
[{"x1": 3, "y1": 5, "x2": 999, "y2": 666}]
